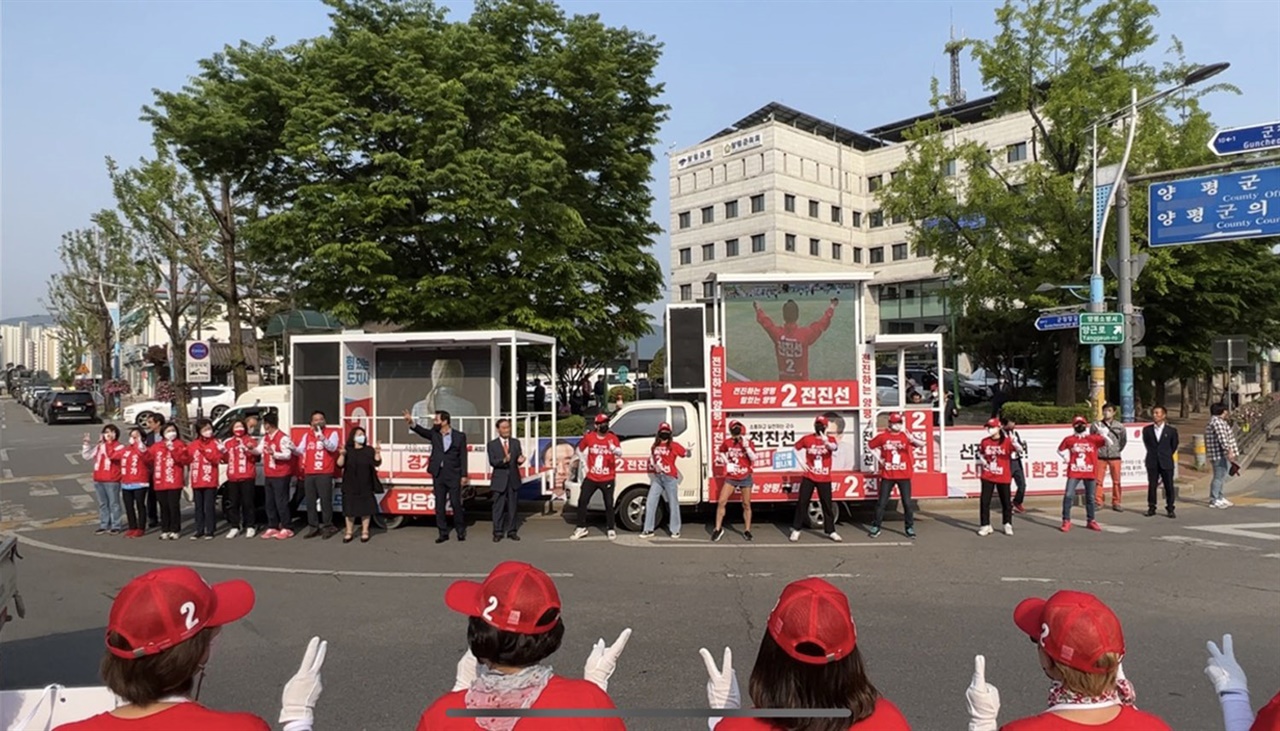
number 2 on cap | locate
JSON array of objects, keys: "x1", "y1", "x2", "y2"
[
  {"x1": 482, "y1": 595, "x2": 498, "y2": 622},
  {"x1": 180, "y1": 601, "x2": 198, "y2": 630}
]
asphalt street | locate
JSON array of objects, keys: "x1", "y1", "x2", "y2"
[{"x1": 1, "y1": 396, "x2": 1278, "y2": 731}]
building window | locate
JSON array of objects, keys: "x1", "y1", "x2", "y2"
[
  {"x1": 853, "y1": 247, "x2": 863, "y2": 263},
  {"x1": 785, "y1": 234, "x2": 796, "y2": 252},
  {"x1": 784, "y1": 194, "x2": 796, "y2": 212},
  {"x1": 679, "y1": 284, "x2": 692, "y2": 301},
  {"x1": 943, "y1": 159, "x2": 957, "y2": 177},
  {"x1": 678, "y1": 247, "x2": 692, "y2": 265},
  {"x1": 809, "y1": 238, "x2": 821, "y2": 256},
  {"x1": 678, "y1": 211, "x2": 691, "y2": 229},
  {"x1": 702, "y1": 243, "x2": 715, "y2": 261},
  {"x1": 869, "y1": 210, "x2": 884, "y2": 228},
  {"x1": 702, "y1": 281, "x2": 715, "y2": 299},
  {"x1": 892, "y1": 213, "x2": 906, "y2": 225},
  {"x1": 701, "y1": 206, "x2": 714, "y2": 224},
  {"x1": 892, "y1": 243, "x2": 909, "y2": 260},
  {"x1": 870, "y1": 247, "x2": 885, "y2": 264},
  {"x1": 808, "y1": 199, "x2": 820, "y2": 218},
  {"x1": 1007, "y1": 142, "x2": 1028, "y2": 163},
  {"x1": 831, "y1": 243, "x2": 843, "y2": 260},
  {"x1": 868, "y1": 175, "x2": 883, "y2": 192},
  {"x1": 831, "y1": 206, "x2": 842, "y2": 224},
  {"x1": 725, "y1": 200, "x2": 739, "y2": 219},
  {"x1": 751, "y1": 234, "x2": 766, "y2": 253},
  {"x1": 750, "y1": 194, "x2": 765, "y2": 213},
  {"x1": 726, "y1": 238, "x2": 740, "y2": 257},
  {"x1": 851, "y1": 211, "x2": 862, "y2": 228}
]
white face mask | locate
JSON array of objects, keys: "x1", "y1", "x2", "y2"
[
  {"x1": 164, "y1": 431, "x2": 178, "y2": 441},
  {"x1": 890, "y1": 423, "x2": 903, "y2": 432},
  {"x1": 989, "y1": 428, "x2": 1002, "y2": 438},
  {"x1": 354, "y1": 434, "x2": 366, "y2": 445}
]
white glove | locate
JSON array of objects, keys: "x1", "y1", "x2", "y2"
[
  {"x1": 583, "y1": 628, "x2": 632, "y2": 692},
  {"x1": 453, "y1": 648, "x2": 479, "y2": 692},
  {"x1": 700, "y1": 647, "x2": 741, "y2": 731},
  {"x1": 966, "y1": 655, "x2": 1000, "y2": 731},
  {"x1": 280, "y1": 636, "x2": 327, "y2": 725},
  {"x1": 1206, "y1": 634, "x2": 1249, "y2": 695}
]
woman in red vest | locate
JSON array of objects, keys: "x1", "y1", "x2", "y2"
[
  {"x1": 148, "y1": 422, "x2": 191, "y2": 540},
  {"x1": 187, "y1": 418, "x2": 224, "y2": 540},
  {"x1": 223, "y1": 418, "x2": 259, "y2": 539},
  {"x1": 118, "y1": 427, "x2": 152, "y2": 538},
  {"x1": 81, "y1": 424, "x2": 126, "y2": 535}
]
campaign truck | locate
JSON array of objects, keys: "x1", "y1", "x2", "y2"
[{"x1": 567, "y1": 273, "x2": 953, "y2": 531}]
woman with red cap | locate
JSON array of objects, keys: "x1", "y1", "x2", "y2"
[
  {"x1": 52, "y1": 566, "x2": 327, "y2": 731},
  {"x1": 790, "y1": 415, "x2": 842, "y2": 543},
  {"x1": 1204, "y1": 633, "x2": 1280, "y2": 731},
  {"x1": 712, "y1": 420, "x2": 757, "y2": 542},
  {"x1": 699, "y1": 577, "x2": 910, "y2": 730},
  {"x1": 571, "y1": 414, "x2": 623, "y2": 541},
  {"x1": 1057, "y1": 416, "x2": 1113, "y2": 533},
  {"x1": 641, "y1": 421, "x2": 688, "y2": 538},
  {"x1": 975, "y1": 418, "x2": 1019, "y2": 537},
  {"x1": 964, "y1": 589, "x2": 1168, "y2": 730},
  {"x1": 420, "y1": 560, "x2": 631, "y2": 730},
  {"x1": 867, "y1": 412, "x2": 926, "y2": 540}
]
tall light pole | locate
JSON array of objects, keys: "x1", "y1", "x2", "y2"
[{"x1": 1088, "y1": 62, "x2": 1229, "y2": 421}]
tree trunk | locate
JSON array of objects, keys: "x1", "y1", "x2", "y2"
[
  {"x1": 1179, "y1": 378, "x2": 1189, "y2": 419},
  {"x1": 220, "y1": 180, "x2": 249, "y2": 397},
  {"x1": 1154, "y1": 377, "x2": 1167, "y2": 407},
  {"x1": 1190, "y1": 377, "x2": 1201, "y2": 414},
  {"x1": 1056, "y1": 331, "x2": 1078, "y2": 406}
]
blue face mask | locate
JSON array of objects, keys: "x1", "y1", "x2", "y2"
[{"x1": 354, "y1": 434, "x2": 366, "y2": 445}]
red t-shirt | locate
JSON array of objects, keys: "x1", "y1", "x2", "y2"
[
  {"x1": 579, "y1": 431, "x2": 622, "y2": 482},
  {"x1": 795, "y1": 433, "x2": 839, "y2": 481},
  {"x1": 1057, "y1": 433, "x2": 1108, "y2": 479},
  {"x1": 1254, "y1": 690, "x2": 1280, "y2": 731},
  {"x1": 54, "y1": 702, "x2": 269, "y2": 731},
  {"x1": 1001, "y1": 706, "x2": 1170, "y2": 731},
  {"x1": 719, "y1": 437, "x2": 757, "y2": 479},
  {"x1": 868, "y1": 431, "x2": 916, "y2": 479},
  {"x1": 715, "y1": 698, "x2": 910, "y2": 731},
  {"x1": 978, "y1": 436, "x2": 1015, "y2": 485},
  {"x1": 650, "y1": 440, "x2": 687, "y2": 477},
  {"x1": 755, "y1": 304, "x2": 835, "y2": 381},
  {"x1": 416, "y1": 675, "x2": 624, "y2": 731}
]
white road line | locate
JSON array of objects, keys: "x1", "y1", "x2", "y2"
[
  {"x1": 15, "y1": 534, "x2": 576, "y2": 578},
  {"x1": 1070, "y1": 519, "x2": 1135, "y2": 534},
  {"x1": 1187, "y1": 523, "x2": 1280, "y2": 541},
  {"x1": 1002, "y1": 577, "x2": 1054, "y2": 583},
  {"x1": 79, "y1": 477, "x2": 95, "y2": 493},
  {"x1": 1263, "y1": 554, "x2": 1280, "y2": 559},
  {"x1": 1, "y1": 468, "x2": 12, "y2": 480},
  {"x1": 1153, "y1": 535, "x2": 1258, "y2": 551},
  {"x1": 597, "y1": 540, "x2": 915, "y2": 549},
  {"x1": 0, "y1": 448, "x2": 9, "y2": 462},
  {"x1": 726, "y1": 572, "x2": 861, "y2": 579},
  {"x1": 66, "y1": 495, "x2": 96, "y2": 511},
  {"x1": 64, "y1": 453, "x2": 79, "y2": 465},
  {"x1": 1251, "y1": 502, "x2": 1280, "y2": 509},
  {"x1": 28, "y1": 482, "x2": 58, "y2": 497}
]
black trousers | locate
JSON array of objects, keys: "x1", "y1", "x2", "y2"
[
  {"x1": 193, "y1": 487, "x2": 217, "y2": 536},
  {"x1": 157, "y1": 489, "x2": 182, "y2": 534},
  {"x1": 576, "y1": 479, "x2": 615, "y2": 531},
  {"x1": 122, "y1": 488, "x2": 147, "y2": 530},
  {"x1": 792, "y1": 477, "x2": 836, "y2": 534},
  {"x1": 492, "y1": 486, "x2": 519, "y2": 536},
  {"x1": 304, "y1": 475, "x2": 334, "y2": 528},
  {"x1": 1147, "y1": 465, "x2": 1176, "y2": 511},
  {"x1": 874, "y1": 478, "x2": 913, "y2": 529},
  {"x1": 980, "y1": 480, "x2": 1012, "y2": 527},
  {"x1": 227, "y1": 479, "x2": 256, "y2": 529},
  {"x1": 435, "y1": 477, "x2": 465, "y2": 537},
  {"x1": 1011, "y1": 460, "x2": 1028, "y2": 506}
]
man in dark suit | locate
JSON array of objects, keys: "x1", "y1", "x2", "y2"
[
  {"x1": 404, "y1": 409, "x2": 467, "y2": 543},
  {"x1": 142, "y1": 413, "x2": 164, "y2": 528},
  {"x1": 487, "y1": 418, "x2": 525, "y2": 542},
  {"x1": 1142, "y1": 405, "x2": 1180, "y2": 518}
]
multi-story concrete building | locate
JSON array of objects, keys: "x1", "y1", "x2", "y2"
[{"x1": 668, "y1": 98, "x2": 1037, "y2": 336}]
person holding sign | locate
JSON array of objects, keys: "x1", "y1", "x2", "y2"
[
  {"x1": 711, "y1": 420, "x2": 757, "y2": 542},
  {"x1": 975, "y1": 418, "x2": 1018, "y2": 537},
  {"x1": 790, "y1": 415, "x2": 841, "y2": 543},
  {"x1": 571, "y1": 414, "x2": 623, "y2": 541},
  {"x1": 1057, "y1": 416, "x2": 1114, "y2": 533},
  {"x1": 640, "y1": 421, "x2": 687, "y2": 539},
  {"x1": 753, "y1": 298, "x2": 838, "y2": 381},
  {"x1": 867, "y1": 413, "x2": 925, "y2": 540}
]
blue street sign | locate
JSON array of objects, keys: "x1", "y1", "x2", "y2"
[
  {"x1": 1035, "y1": 313, "x2": 1079, "y2": 332},
  {"x1": 188, "y1": 342, "x2": 209, "y2": 360},
  {"x1": 923, "y1": 214, "x2": 986, "y2": 231},
  {"x1": 1208, "y1": 121, "x2": 1280, "y2": 157},
  {"x1": 1148, "y1": 165, "x2": 1280, "y2": 248}
]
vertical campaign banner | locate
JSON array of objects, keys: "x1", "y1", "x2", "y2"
[
  {"x1": 342, "y1": 341, "x2": 375, "y2": 439},
  {"x1": 709, "y1": 344, "x2": 727, "y2": 480}
]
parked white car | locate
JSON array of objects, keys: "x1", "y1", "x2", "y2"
[{"x1": 122, "y1": 386, "x2": 237, "y2": 424}]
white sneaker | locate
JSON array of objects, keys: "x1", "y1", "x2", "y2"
[
  {"x1": 789, "y1": 530, "x2": 801, "y2": 542},
  {"x1": 226, "y1": 528, "x2": 240, "y2": 540},
  {"x1": 1210, "y1": 499, "x2": 1225, "y2": 509},
  {"x1": 570, "y1": 527, "x2": 589, "y2": 540},
  {"x1": 977, "y1": 525, "x2": 994, "y2": 537},
  {"x1": 1221, "y1": 499, "x2": 1234, "y2": 508},
  {"x1": 245, "y1": 527, "x2": 256, "y2": 539},
  {"x1": 670, "y1": 532, "x2": 680, "y2": 539},
  {"x1": 828, "y1": 531, "x2": 843, "y2": 542},
  {"x1": 607, "y1": 530, "x2": 617, "y2": 540},
  {"x1": 1003, "y1": 523, "x2": 1014, "y2": 536},
  {"x1": 639, "y1": 532, "x2": 654, "y2": 539}
]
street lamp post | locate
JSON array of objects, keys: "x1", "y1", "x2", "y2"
[{"x1": 1089, "y1": 62, "x2": 1229, "y2": 422}]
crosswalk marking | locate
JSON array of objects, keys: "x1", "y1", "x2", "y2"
[
  {"x1": 1153, "y1": 535, "x2": 1256, "y2": 551},
  {"x1": 1188, "y1": 523, "x2": 1280, "y2": 541},
  {"x1": 1070, "y1": 518, "x2": 1135, "y2": 534},
  {"x1": 27, "y1": 482, "x2": 58, "y2": 497},
  {"x1": 64, "y1": 453, "x2": 79, "y2": 465},
  {"x1": 66, "y1": 494, "x2": 96, "y2": 511}
]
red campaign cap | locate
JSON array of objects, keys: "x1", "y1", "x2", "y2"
[
  {"x1": 985, "y1": 418, "x2": 1002, "y2": 429},
  {"x1": 888, "y1": 412, "x2": 904, "y2": 424},
  {"x1": 594, "y1": 413, "x2": 609, "y2": 425},
  {"x1": 1014, "y1": 590, "x2": 1125, "y2": 674},
  {"x1": 814, "y1": 415, "x2": 829, "y2": 428},
  {"x1": 658, "y1": 422, "x2": 672, "y2": 432},
  {"x1": 767, "y1": 578, "x2": 857, "y2": 665},
  {"x1": 728, "y1": 420, "x2": 745, "y2": 432},
  {"x1": 1072, "y1": 415, "x2": 1088, "y2": 426},
  {"x1": 106, "y1": 567, "x2": 255, "y2": 659},
  {"x1": 446, "y1": 561, "x2": 562, "y2": 635}
]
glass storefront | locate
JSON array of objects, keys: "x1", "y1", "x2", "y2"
[{"x1": 876, "y1": 278, "x2": 949, "y2": 334}]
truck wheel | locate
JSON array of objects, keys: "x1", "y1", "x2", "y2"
[
  {"x1": 375, "y1": 514, "x2": 406, "y2": 531},
  {"x1": 617, "y1": 486, "x2": 657, "y2": 533}
]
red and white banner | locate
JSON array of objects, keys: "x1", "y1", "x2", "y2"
[
  {"x1": 709, "y1": 344, "x2": 727, "y2": 477},
  {"x1": 720, "y1": 381, "x2": 858, "y2": 410}
]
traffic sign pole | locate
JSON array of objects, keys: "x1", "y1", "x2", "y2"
[{"x1": 1117, "y1": 179, "x2": 1136, "y2": 423}]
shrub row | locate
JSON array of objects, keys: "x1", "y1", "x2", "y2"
[{"x1": 999, "y1": 401, "x2": 1095, "y2": 425}]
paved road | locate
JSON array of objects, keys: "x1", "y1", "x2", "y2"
[{"x1": 2, "y1": 397, "x2": 1278, "y2": 730}]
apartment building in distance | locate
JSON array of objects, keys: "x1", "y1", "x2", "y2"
[{"x1": 668, "y1": 97, "x2": 1036, "y2": 337}]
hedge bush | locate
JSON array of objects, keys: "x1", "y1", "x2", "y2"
[
  {"x1": 1000, "y1": 401, "x2": 1094, "y2": 425},
  {"x1": 606, "y1": 384, "x2": 634, "y2": 402},
  {"x1": 536, "y1": 415, "x2": 586, "y2": 438}
]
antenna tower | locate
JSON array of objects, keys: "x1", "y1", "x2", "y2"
[{"x1": 945, "y1": 19, "x2": 967, "y2": 107}]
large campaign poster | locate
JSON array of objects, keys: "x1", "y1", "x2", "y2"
[
  {"x1": 712, "y1": 411, "x2": 872, "y2": 502},
  {"x1": 720, "y1": 281, "x2": 859, "y2": 410}
]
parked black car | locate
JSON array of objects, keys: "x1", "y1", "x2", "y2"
[{"x1": 46, "y1": 390, "x2": 97, "y2": 424}]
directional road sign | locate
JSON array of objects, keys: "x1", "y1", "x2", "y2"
[
  {"x1": 1035, "y1": 313, "x2": 1079, "y2": 332},
  {"x1": 186, "y1": 340, "x2": 211, "y2": 384},
  {"x1": 1208, "y1": 121, "x2": 1280, "y2": 157},
  {"x1": 615, "y1": 366, "x2": 629, "y2": 384},
  {"x1": 1148, "y1": 165, "x2": 1280, "y2": 247},
  {"x1": 1079, "y1": 313, "x2": 1124, "y2": 345}
]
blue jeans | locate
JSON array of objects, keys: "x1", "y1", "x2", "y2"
[
  {"x1": 94, "y1": 481, "x2": 125, "y2": 531},
  {"x1": 1209, "y1": 457, "x2": 1230, "y2": 502},
  {"x1": 1062, "y1": 478, "x2": 1096, "y2": 522},
  {"x1": 644, "y1": 473, "x2": 681, "y2": 534}
]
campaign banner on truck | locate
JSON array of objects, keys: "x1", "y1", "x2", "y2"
[{"x1": 944, "y1": 423, "x2": 1152, "y2": 497}]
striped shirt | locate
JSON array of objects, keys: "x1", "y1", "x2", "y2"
[{"x1": 1205, "y1": 415, "x2": 1238, "y2": 462}]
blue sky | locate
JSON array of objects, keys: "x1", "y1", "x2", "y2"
[{"x1": 2, "y1": 0, "x2": 1278, "y2": 321}]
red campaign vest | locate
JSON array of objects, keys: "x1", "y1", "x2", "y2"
[
  {"x1": 262, "y1": 431, "x2": 294, "y2": 479},
  {"x1": 224, "y1": 436, "x2": 258, "y2": 481},
  {"x1": 91, "y1": 442, "x2": 124, "y2": 483},
  {"x1": 795, "y1": 433, "x2": 837, "y2": 481},
  {"x1": 188, "y1": 438, "x2": 223, "y2": 489},
  {"x1": 302, "y1": 431, "x2": 337, "y2": 476},
  {"x1": 119, "y1": 443, "x2": 151, "y2": 484},
  {"x1": 149, "y1": 441, "x2": 189, "y2": 490}
]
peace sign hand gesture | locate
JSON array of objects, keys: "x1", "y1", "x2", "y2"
[{"x1": 583, "y1": 628, "x2": 632, "y2": 692}]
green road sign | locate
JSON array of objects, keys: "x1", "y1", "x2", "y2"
[
  {"x1": 615, "y1": 366, "x2": 630, "y2": 383},
  {"x1": 1079, "y1": 313, "x2": 1125, "y2": 345}
]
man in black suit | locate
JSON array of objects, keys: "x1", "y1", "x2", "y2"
[
  {"x1": 404, "y1": 409, "x2": 467, "y2": 543},
  {"x1": 1142, "y1": 405, "x2": 1180, "y2": 518},
  {"x1": 142, "y1": 413, "x2": 164, "y2": 528},
  {"x1": 487, "y1": 418, "x2": 525, "y2": 542}
]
